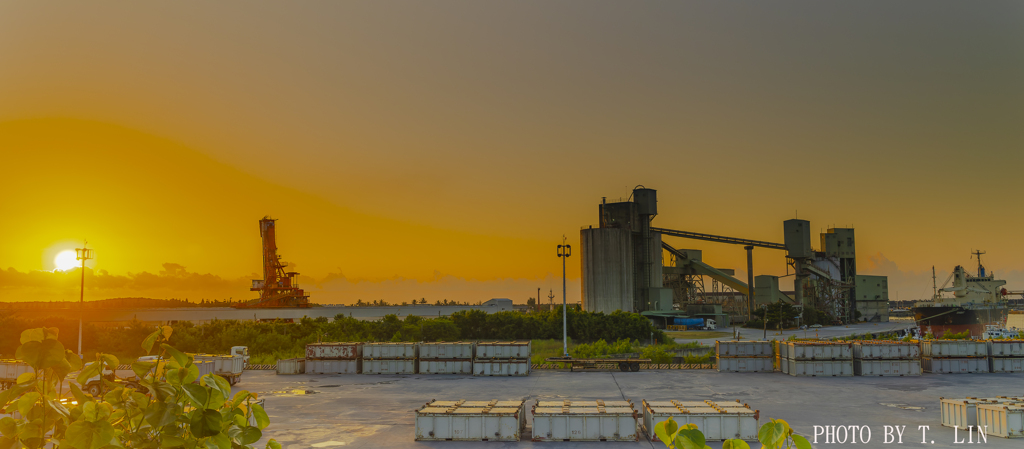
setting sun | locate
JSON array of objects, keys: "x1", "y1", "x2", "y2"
[{"x1": 53, "y1": 250, "x2": 78, "y2": 271}]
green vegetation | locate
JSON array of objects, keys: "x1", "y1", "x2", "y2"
[
  {"x1": 664, "y1": 330, "x2": 731, "y2": 339},
  {"x1": 655, "y1": 417, "x2": 812, "y2": 449},
  {"x1": 940, "y1": 330, "x2": 971, "y2": 340},
  {"x1": 571, "y1": 338, "x2": 637, "y2": 359},
  {"x1": 0, "y1": 326, "x2": 277, "y2": 449},
  {"x1": 1, "y1": 308, "x2": 667, "y2": 363}
]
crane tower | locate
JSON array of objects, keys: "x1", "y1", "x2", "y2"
[{"x1": 233, "y1": 217, "x2": 310, "y2": 308}]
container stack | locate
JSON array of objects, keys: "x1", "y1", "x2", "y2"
[
  {"x1": 363, "y1": 342, "x2": 418, "y2": 374},
  {"x1": 780, "y1": 342, "x2": 853, "y2": 377},
  {"x1": 988, "y1": 340, "x2": 1024, "y2": 373},
  {"x1": 921, "y1": 341, "x2": 988, "y2": 374},
  {"x1": 715, "y1": 341, "x2": 774, "y2": 373},
  {"x1": 941, "y1": 396, "x2": 1024, "y2": 438},
  {"x1": 418, "y1": 342, "x2": 474, "y2": 374},
  {"x1": 474, "y1": 341, "x2": 531, "y2": 376},
  {"x1": 275, "y1": 358, "x2": 305, "y2": 375},
  {"x1": 306, "y1": 342, "x2": 362, "y2": 374},
  {"x1": 531, "y1": 400, "x2": 638, "y2": 441},
  {"x1": 853, "y1": 341, "x2": 921, "y2": 376},
  {"x1": 414, "y1": 399, "x2": 526, "y2": 441},
  {"x1": 0, "y1": 360, "x2": 33, "y2": 389},
  {"x1": 641, "y1": 400, "x2": 758, "y2": 442}
]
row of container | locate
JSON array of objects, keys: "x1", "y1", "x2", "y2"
[
  {"x1": 305, "y1": 341, "x2": 532, "y2": 360},
  {"x1": 415, "y1": 398, "x2": 759, "y2": 442},
  {"x1": 716, "y1": 340, "x2": 1024, "y2": 360},
  {"x1": 940, "y1": 397, "x2": 1024, "y2": 438}
]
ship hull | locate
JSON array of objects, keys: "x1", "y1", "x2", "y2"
[{"x1": 913, "y1": 305, "x2": 1006, "y2": 337}]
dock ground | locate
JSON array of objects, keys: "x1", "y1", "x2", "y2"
[{"x1": 249, "y1": 363, "x2": 1019, "y2": 449}]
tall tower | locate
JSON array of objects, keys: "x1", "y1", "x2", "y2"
[{"x1": 235, "y1": 217, "x2": 310, "y2": 308}]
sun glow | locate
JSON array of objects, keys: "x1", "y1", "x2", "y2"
[{"x1": 53, "y1": 250, "x2": 79, "y2": 272}]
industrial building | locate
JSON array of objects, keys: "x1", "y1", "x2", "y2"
[{"x1": 580, "y1": 186, "x2": 889, "y2": 326}]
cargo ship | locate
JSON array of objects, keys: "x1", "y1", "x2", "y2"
[{"x1": 912, "y1": 252, "x2": 1008, "y2": 338}]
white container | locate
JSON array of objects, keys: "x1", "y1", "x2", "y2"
[
  {"x1": 717, "y1": 357, "x2": 774, "y2": 373},
  {"x1": 941, "y1": 398, "x2": 980, "y2": 430},
  {"x1": 853, "y1": 360, "x2": 922, "y2": 376},
  {"x1": 193, "y1": 360, "x2": 216, "y2": 380},
  {"x1": 419, "y1": 359, "x2": 473, "y2": 374},
  {"x1": 923, "y1": 357, "x2": 988, "y2": 374},
  {"x1": 783, "y1": 343, "x2": 853, "y2": 361},
  {"x1": 716, "y1": 341, "x2": 773, "y2": 358},
  {"x1": 415, "y1": 400, "x2": 526, "y2": 441},
  {"x1": 306, "y1": 359, "x2": 360, "y2": 374},
  {"x1": 977, "y1": 403, "x2": 1024, "y2": 438},
  {"x1": 306, "y1": 342, "x2": 361, "y2": 360},
  {"x1": 922, "y1": 341, "x2": 987, "y2": 358},
  {"x1": 193, "y1": 354, "x2": 244, "y2": 375},
  {"x1": 532, "y1": 400, "x2": 638, "y2": 442},
  {"x1": 853, "y1": 342, "x2": 921, "y2": 360},
  {"x1": 473, "y1": 360, "x2": 530, "y2": 376},
  {"x1": 419, "y1": 342, "x2": 475, "y2": 359},
  {"x1": 363, "y1": 359, "x2": 416, "y2": 374},
  {"x1": 362, "y1": 342, "x2": 417, "y2": 359},
  {"x1": 988, "y1": 341, "x2": 1024, "y2": 357},
  {"x1": 0, "y1": 360, "x2": 33, "y2": 385},
  {"x1": 785, "y1": 360, "x2": 853, "y2": 377},
  {"x1": 990, "y1": 357, "x2": 1024, "y2": 373},
  {"x1": 275, "y1": 358, "x2": 305, "y2": 375},
  {"x1": 641, "y1": 400, "x2": 758, "y2": 442},
  {"x1": 475, "y1": 341, "x2": 531, "y2": 359}
]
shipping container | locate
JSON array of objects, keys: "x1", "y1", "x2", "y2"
[
  {"x1": 194, "y1": 360, "x2": 216, "y2": 380},
  {"x1": 276, "y1": 358, "x2": 305, "y2": 375},
  {"x1": 921, "y1": 341, "x2": 987, "y2": 358},
  {"x1": 853, "y1": 360, "x2": 922, "y2": 376},
  {"x1": 715, "y1": 341, "x2": 773, "y2": 358},
  {"x1": 922, "y1": 357, "x2": 988, "y2": 374},
  {"x1": 941, "y1": 398, "x2": 980, "y2": 430},
  {"x1": 419, "y1": 342, "x2": 475, "y2": 359},
  {"x1": 988, "y1": 341, "x2": 1024, "y2": 357},
  {"x1": 717, "y1": 357, "x2": 774, "y2": 373},
  {"x1": 0, "y1": 360, "x2": 33, "y2": 388},
  {"x1": 363, "y1": 359, "x2": 416, "y2": 375},
  {"x1": 191, "y1": 354, "x2": 245, "y2": 385},
  {"x1": 473, "y1": 360, "x2": 530, "y2": 376},
  {"x1": 306, "y1": 359, "x2": 360, "y2": 374},
  {"x1": 782, "y1": 342, "x2": 853, "y2": 361},
  {"x1": 532, "y1": 400, "x2": 638, "y2": 442},
  {"x1": 415, "y1": 399, "x2": 526, "y2": 441},
  {"x1": 976, "y1": 403, "x2": 1024, "y2": 438},
  {"x1": 784, "y1": 360, "x2": 853, "y2": 377},
  {"x1": 475, "y1": 341, "x2": 531, "y2": 359},
  {"x1": 362, "y1": 342, "x2": 417, "y2": 360},
  {"x1": 641, "y1": 400, "x2": 758, "y2": 442},
  {"x1": 418, "y1": 359, "x2": 473, "y2": 375},
  {"x1": 990, "y1": 357, "x2": 1024, "y2": 373},
  {"x1": 305, "y1": 342, "x2": 361, "y2": 360},
  {"x1": 853, "y1": 342, "x2": 921, "y2": 360}
]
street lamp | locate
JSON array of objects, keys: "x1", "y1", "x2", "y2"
[
  {"x1": 557, "y1": 236, "x2": 571, "y2": 357},
  {"x1": 75, "y1": 242, "x2": 94, "y2": 357}
]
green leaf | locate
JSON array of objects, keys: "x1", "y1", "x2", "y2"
[
  {"x1": 675, "y1": 428, "x2": 707, "y2": 449},
  {"x1": 189, "y1": 409, "x2": 223, "y2": 438},
  {"x1": 132, "y1": 361, "x2": 156, "y2": 379},
  {"x1": 65, "y1": 420, "x2": 116, "y2": 449},
  {"x1": 266, "y1": 439, "x2": 282, "y2": 449},
  {"x1": 144, "y1": 401, "x2": 182, "y2": 428},
  {"x1": 159, "y1": 436, "x2": 186, "y2": 448},
  {"x1": 251, "y1": 403, "x2": 269, "y2": 430},
  {"x1": 53, "y1": 358, "x2": 74, "y2": 381},
  {"x1": 206, "y1": 386, "x2": 227, "y2": 410},
  {"x1": 0, "y1": 417, "x2": 16, "y2": 438},
  {"x1": 723, "y1": 439, "x2": 752, "y2": 449},
  {"x1": 239, "y1": 426, "x2": 262, "y2": 445},
  {"x1": 99, "y1": 354, "x2": 119, "y2": 370},
  {"x1": 16, "y1": 372, "x2": 35, "y2": 385},
  {"x1": 76, "y1": 362, "x2": 102, "y2": 387},
  {"x1": 203, "y1": 375, "x2": 232, "y2": 401},
  {"x1": 211, "y1": 432, "x2": 232, "y2": 449},
  {"x1": 19, "y1": 339, "x2": 67, "y2": 369},
  {"x1": 20, "y1": 328, "x2": 45, "y2": 344},
  {"x1": 230, "y1": 391, "x2": 252, "y2": 409},
  {"x1": 182, "y1": 364, "x2": 200, "y2": 384},
  {"x1": 182, "y1": 384, "x2": 210, "y2": 409},
  {"x1": 68, "y1": 382, "x2": 92, "y2": 406},
  {"x1": 160, "y1": 344, "x2": 189, "y2": 367},
  {"x1": 66, "y1": 350, "x2": 83, "y2": 371},
  {"x1": 791, "y1": 434, "x2": 812, "y2": 449},
  {"x1": 142, "y1": 329, "x2": 162, "y2": 354},
  {"x1": 655, "y1": 418, "x2": 679, "y2": 443},
  {"x1": 759, "y1": 421, "x2": 786, "y2": 449},
  {"x1": 18, "y1": 392, "x2": 40, "y2": 418}
]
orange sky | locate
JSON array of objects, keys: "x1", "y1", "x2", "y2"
[{"x1": 1, "y1": 2, "x2": 1022, "y2": 304}]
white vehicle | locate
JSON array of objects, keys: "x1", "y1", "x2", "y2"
[{"x1": 231, "y1": 346, "x2": 250, "y2": 365}]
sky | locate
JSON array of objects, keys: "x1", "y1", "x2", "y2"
[{"x1": 1, "y1": 1, "x2": 1022, "y2": 304}]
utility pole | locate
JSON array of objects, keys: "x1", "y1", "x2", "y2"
[
  {"x1": 537, "y1": 287, "x2": 541, "y2": 313},
  {"x1": 557, "y1": 236, "x2": 572, "y2": 357},
  {"x1": 75, "y1": 242, "x2": 94, "y2": 357},
  {"x1": 745, "y1": 246, "x2": 754, "y2": 321}
]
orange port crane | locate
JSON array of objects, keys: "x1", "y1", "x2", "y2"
[{"x1": 233, "y1": 217, "x2": 310, "y2": 308}]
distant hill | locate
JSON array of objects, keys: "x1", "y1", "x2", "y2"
[{"x1": 0, "y1": 297, "x2": 236, "y2": 309}]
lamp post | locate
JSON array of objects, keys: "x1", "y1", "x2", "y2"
[
  {"x1": 75, "y1": 242, "x2": 94, "y2": 357},
  {"x1": 557, "y1": 236, "x2": 571, "y2": 357}
]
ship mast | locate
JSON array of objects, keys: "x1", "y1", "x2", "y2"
[
  {"x1": 932, "y1": 266, "x2": 937, "y2": 298},
  {"x1": 972, "y1": 250, "x2": 986, "y2": 277}
]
